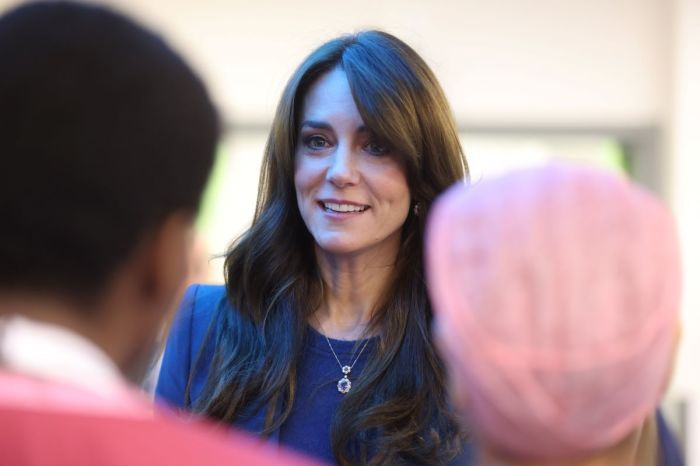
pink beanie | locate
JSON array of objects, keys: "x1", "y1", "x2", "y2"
[{"x1": 426, "y1": 164, "x2": 681, "y2": 460}]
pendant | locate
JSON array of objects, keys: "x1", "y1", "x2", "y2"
[
  {"x1": 337, "y1": 365, "x2": 352, "y2": 394},
  {"x1": 337, "y1": 376, "x2": 351, "y2": 394}
]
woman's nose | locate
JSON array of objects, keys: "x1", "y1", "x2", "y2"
[{"x1": 326, "y1": 144, "x2": 359, "y2": 187}]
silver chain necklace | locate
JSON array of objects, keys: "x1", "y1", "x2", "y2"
[{"x1": 317, "y1": 324, "x2": 371, "y2": 394}]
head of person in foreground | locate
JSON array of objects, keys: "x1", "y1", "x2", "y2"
[
  {"x1": 426, "y1": 164, "x2": 681, "y2": 466},
  {"x1": 0, "y1": 0, "x2": 219, "y2": 380}
]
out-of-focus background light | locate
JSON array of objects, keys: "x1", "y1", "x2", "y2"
[{"x1": 2, "y1": 0, "x2": 697, "y2": 462}]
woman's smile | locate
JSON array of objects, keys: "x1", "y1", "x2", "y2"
[{"x1": 318, "y1": 199, "x2": 371, "y2": 220}]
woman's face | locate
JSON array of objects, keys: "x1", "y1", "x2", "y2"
[{"x1": 294, "y1": 67, "x2": 411, "y2": 259}]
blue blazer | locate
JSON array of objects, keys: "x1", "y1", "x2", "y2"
[
  {"x1": 156, "y1": 284, "x2": 274, "y2": 437},
  {"x1": 156, "y1": 284, "x2": 218, "y2": 408}
]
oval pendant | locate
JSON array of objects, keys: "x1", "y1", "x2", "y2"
[{"x1": 337, "y1": 375, "x2": 351, "y2": 394}]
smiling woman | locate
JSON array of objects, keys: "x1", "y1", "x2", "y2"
[
  {"x1": 156, "y1": 30, "x2": 470, "y2": 466},
  {"x1": 294, "y1": 67, "x2": 411, "y2": 260}
]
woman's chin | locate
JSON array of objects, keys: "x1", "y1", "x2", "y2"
[
  {"x1": 312, "y1": 230, "x2": 403, "y2": 259},
  {"x1": 315, "y1": 240, "x2": 361, "y2": 256}
]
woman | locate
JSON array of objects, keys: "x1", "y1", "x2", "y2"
[{"x1": 157, "y1": 30, "x2": 470, "y2": 465}]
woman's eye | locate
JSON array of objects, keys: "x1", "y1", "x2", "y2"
[
  {"x1": 304, "y1": 135, "x2": 330, "y2": 150},
  {"x1": 365, "y1": 140, "x2": 389, "y2": 155}
]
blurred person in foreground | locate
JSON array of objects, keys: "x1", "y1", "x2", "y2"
[
  {"x1": 426, "y1": 164, "x2": 684, "y2": 466},
  {"x1": 0, "y1": 2, "x2": 313, "y2": 465}
]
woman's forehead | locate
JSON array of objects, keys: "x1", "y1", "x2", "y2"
[{"x1": 299, "y1": 68, "x2": 364, "y2": 128}]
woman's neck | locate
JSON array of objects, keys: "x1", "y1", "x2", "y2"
[{"x1": 311, "y1": 242, "x2": 399, "y2": 340}]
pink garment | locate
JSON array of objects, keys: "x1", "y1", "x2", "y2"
[
  {"x1": 0, "y1": 370, "x2": 320, "y2": 466},
  {"x1": 426, "y1": 164, "x2": 681, "y2": 460},
  {"x1": 0, "y1": 370, "x2": 151, "y2": 418}
]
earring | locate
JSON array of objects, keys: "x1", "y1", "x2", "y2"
[{"x1": 413, "y1": 202, "x2": 420, "y2": 216}]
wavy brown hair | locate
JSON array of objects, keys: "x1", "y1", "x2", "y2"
[{"x1": 190, "y1": 30, "x2": 468, "y2": 465}]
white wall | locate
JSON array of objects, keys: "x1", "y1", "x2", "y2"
[{"x1": 80, "y1": 0, "x2": 668, "y2": 127}]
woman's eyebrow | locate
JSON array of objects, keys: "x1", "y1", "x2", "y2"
[
  {"x1": 299, "y1": 120, "x2": 332, "y2": 131},
  {"x1": 300, "y1": 121, "x2": 370, "y2": 135}
]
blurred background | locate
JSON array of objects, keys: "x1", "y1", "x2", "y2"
[{"x1": 2, "y1": 0, "x2": 697, "y2": 461}]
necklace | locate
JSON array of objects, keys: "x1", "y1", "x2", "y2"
[{"x1": 318, "y1": 326, "x2": 371, "y2": 394}]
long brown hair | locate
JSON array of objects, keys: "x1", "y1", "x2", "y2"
[{"x1": 191, "y1": 30, "x2": 468, "y2": 465}]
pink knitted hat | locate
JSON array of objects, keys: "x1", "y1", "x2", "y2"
[{"x1": 426, "y1": 164, "x2": 681, "y2": 460}]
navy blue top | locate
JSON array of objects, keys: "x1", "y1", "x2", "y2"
[
  {"x1": 657, "y1": 411, "x2": 685, "y2": 466},
  {"x1": 156, "y1": 284, "x2": 474, "y2": 465}
]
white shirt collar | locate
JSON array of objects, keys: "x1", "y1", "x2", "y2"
[{"x1": 0, "y1": 315, "x2": 124, "y2": 396}]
